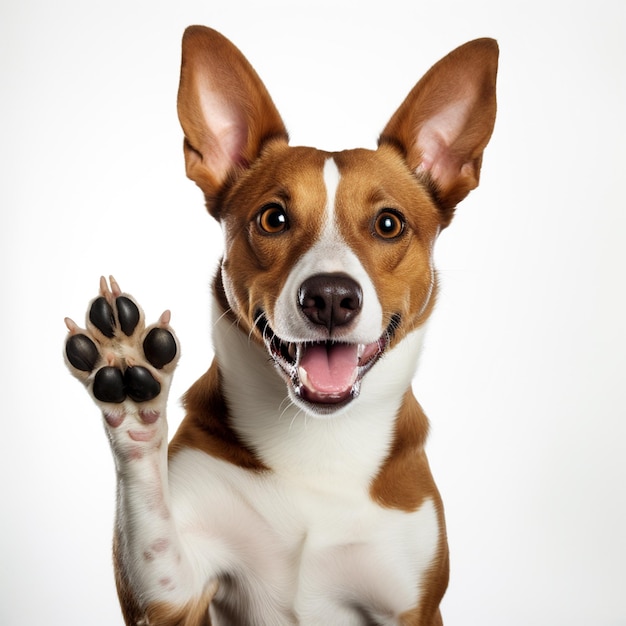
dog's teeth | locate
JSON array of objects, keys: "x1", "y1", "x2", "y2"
[{"x1": 288, "y1": 343, "x2": 297, "y2": 359}]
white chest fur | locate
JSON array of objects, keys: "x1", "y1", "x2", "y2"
[{"x1": 169, "y1": 447, "x2": 440, "y2": 625}]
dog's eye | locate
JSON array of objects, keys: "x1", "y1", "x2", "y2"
[
  {"x1": 373, "y1": 210, "x2": 405, "y2": 240},
  {"x1": 257, "y1": 204, "x2": 289, "y2": 234}
]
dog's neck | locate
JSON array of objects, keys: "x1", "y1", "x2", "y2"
[{"x1": 210, "y1": 295, "x2": 428, "y2": 489}]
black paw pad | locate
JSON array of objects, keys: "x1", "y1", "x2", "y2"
[
  {"x1": 143, "y1": 328, "x2": 177, "y2": 369},
  {"x1": 90, "y1": 297, "x2": 115, "y2": 338},
  {"x1": 124, "y1": 366, "x2": 161, "y2": 402},
  {"x1": 93, "y1": 367, "x2": 126, "y2": 403},
  {"x1": 116, "y1": 296, "x2": 140, "y2": 336},
  {"x1": 66, "y1": 334, "x2": 100, "y2": 372},
  {"x1": 92, "y1": 366, "x2": 161, "y2": 403}
]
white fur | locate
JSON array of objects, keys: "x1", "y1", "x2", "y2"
[
  {"x1": 167, "y1": 447, "x2": 440, "y2": 624},
  {"x1": 104, "y1": 404, "x2": 204, "y2": 608}
]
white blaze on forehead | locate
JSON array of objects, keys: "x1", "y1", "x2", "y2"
[
  {"x1": 273, "y1": 157, "x2": 383, "y2": 342},
  {"x1": 323, "y1": 157, "x2": 340, "y2": 226},
  {"x1": 307, "y1": 158, "x2": 342, "y2": 272}
]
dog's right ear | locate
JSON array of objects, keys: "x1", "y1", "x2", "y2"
[{"x1": 177, "y1": 26, "x2": 288, "y2": 217}]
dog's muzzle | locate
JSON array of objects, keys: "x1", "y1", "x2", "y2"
[{"x1": 256, "y1": 273, "x2": 399, "y2": 413}]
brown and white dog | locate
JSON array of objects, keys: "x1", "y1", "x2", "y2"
[{"x1": 64, "y1": 26, "x2": 497, "y2": 625}]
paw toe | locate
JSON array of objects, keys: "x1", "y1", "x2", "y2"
[
  {"x1": 89, "y1": 296, "x2": 116, "y2": 338},
  {"x1": 116, "y1": 296, "x2": 141, "y2": 336},
  {"x1": 143, "y1": 328, "x2": 177, "y2": 369},
  {"x1": 66, "y1": 334, "x2": 100, "y2": 372}
]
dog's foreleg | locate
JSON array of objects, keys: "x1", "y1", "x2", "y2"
[{"x1": 65, "y1": 277, "x2": 214, "y2": 625}]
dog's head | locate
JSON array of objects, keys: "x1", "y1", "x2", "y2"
[{"x1": 177, "y1": 27, "x2": 498, "y2": 415}]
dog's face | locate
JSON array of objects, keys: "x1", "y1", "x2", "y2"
[
  {"x1": 218, "y1": 142, "x2": 441, "y2": 412},
  {"x1": 177, "y1": 27, "x2": 498, "y2": 415}
]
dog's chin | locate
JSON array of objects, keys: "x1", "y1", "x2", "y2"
[{"x1": 255, "y1": 313, "x2": 399, "y2": 416}]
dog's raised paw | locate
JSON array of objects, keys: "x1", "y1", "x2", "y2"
[{"x1": 64, "y1": 276, "x2": 179, "y2": 408}]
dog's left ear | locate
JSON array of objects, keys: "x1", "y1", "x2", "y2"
[
  {"x1": 380, "y1": 38, "x2": 498, "y2": 226},
  {"x1": 177, "y1": 26, "x2": 288, "y2": 217}
]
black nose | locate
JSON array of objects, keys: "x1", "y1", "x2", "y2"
[{"x1": 298, "y1": 273, "x2": 363, "y2": 332}]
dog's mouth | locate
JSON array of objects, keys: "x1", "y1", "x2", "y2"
[{"x1": 255, "y1": 313, "x2": 400, "y2": 412}]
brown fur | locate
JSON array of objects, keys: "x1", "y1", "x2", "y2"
[{"x1": 145, "y1": 587, "x2": 217, "y2": 626}]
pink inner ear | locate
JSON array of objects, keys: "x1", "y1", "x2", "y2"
[
  {"x1": 415, "y1": 98, "x2": 475, "y2": 191},
  {"x1": 197, "y1": 87, "x2": 248, "y2": 178}
]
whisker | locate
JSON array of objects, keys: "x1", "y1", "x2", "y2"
[
  {"x1": 279, "y1": 397, "x2": 296, "y2": 423},
  {"x1": 278, "y1": 394, "x2": 293, "y2": 416},
  {"x1": 213, "y1": 307, "x2": 247, "y2": 342},
  {"x1": 251, "y1": 311, "x2": 273, "y2": 346},
  {"x1": 289, "y1": 406, "x2": 305, "y2": 433},
  {"x1": 212, "y1": 308, "x2": 230, "y2": 327}
]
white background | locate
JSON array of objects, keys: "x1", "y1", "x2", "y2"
[{"x1": 1, "y1": 0, "x2": 625, "y2": 624}]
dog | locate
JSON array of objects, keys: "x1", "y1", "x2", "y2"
[{"x1": 64, "y1": 26, "x2": 497, "y2": 625}]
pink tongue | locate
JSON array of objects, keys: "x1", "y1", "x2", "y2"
[{"x1": 298, "y1": 343, "x2": 359, "y2": 398}]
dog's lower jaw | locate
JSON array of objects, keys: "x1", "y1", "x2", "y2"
[
  {"x1": 272, "y1": 343, "x2": 367, "y2": 415},
  {"x1": 279, "y1": 350, "x2": 372, "y2": 416}
]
